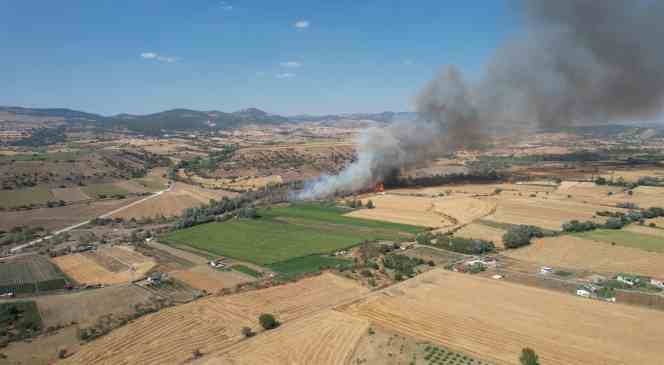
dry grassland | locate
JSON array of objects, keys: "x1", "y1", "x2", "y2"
[
  {"x1": 1, "y1": 326, "x2": 80, "y2": 365},
  {"x1": 110, "y1": 182, "x2": 237, "y2": 219},
  {"x1": 455, "y1": 223, "x2": 506, "y2": 248},
  {"x1": 53, "y1": 246, "x2": 156, "y2": 285},
  {"x1": 148, "y1": 241, "x2": 209, "y2": 265},
  {"x1": 484, "y1": 195, "x2": 622, "y2": 230},
  {"x1": 191, "y1": 174, "x2": 283, "y2": 190},
  {"x1": 50, "y1": 187, "x2": 91, "y2": 202},
  {"x1": 170, "y1": 265, "x2": 254, "y2": 293},
  {"x1": 59, "y1": 273, "x2": 368, "y2": 365},
  {"x1": 600, "y1": 168, "x2": 664, "y2": 183},
  {"x1": 0, "y1": 197, "x2": 142, "y2": 231},
  {"x1": 197, "y1": 310, "x2": 369, "y2": 365},
  {"x1": 624, "y1": 225, "x2": 664, "y2": 238},
  {"x1": 36, "y1": 284, "x2": 154, "y2": 327},
  {"x1": 503, "y1": 236, "x2": 664, "y2": 277},
  {"x1": 646, "y1": 217, "x2": 664, "y2": 227},
  {"x1": 606, "y1": 186, "x2": 664, "y2": 208},
  {"x1": 391, "y1": 183, "x2": 555, "y2": 197},
  {"x1": 340, "y1": 269, "x2": 664, "y2": 365}
]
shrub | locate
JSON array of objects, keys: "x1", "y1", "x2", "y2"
[
  {"x1": 259, "y1": 313, "x2": 279, "y2": 330},
  {"x1": 241, "y1": 326, "x2": 255, "y2": 338},
  {"x1": 520, "y1": 348, "x2": 539, "y2": 365}
]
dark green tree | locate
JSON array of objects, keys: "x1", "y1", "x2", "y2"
[{"x1": 259, "y1": 313, "x2": 279, "y2": 330}]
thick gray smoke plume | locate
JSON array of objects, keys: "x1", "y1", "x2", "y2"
[{"x1": 298, "y1": 0, "x2": 664, "y2": 199}]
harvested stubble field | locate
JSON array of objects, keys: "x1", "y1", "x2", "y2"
[
  {"x1": 52, "y1": 246, "x2": 156, "y2": 285},
  {"x1": 483, "y1": 195, "x2": 622, "y2": 231},
  {"x1": 170, "y1": 264, "x2": 255, "y2": 293},
  {"x1": 0, "y1": 255, "x2": 68, "y2": 293},
  {"x1": 110, "y1": 182, "x2": 237, "y2": 220},
  {"x1": 390, "y1": 183, "x2": 555, "y2": 197},
  {"x1": 59, "y1": 273, "x2": 368, "y2": 365},
  {"x1": 502, "y1": 235, "x2": 664, "y2": 277},
  {"x1": 196, "y1": 310, "x2": 369, "y2": 365},
  {"x1": 35, "y1": 284, "x2": 154, "y2": 328},
  {"x1": 347, "y1": 194, "x2": 495, "y2": 229},
  {"x1": 0, "y1": 197, "x2": 142, "y2": 231},
  {"x1": 339, "y1": 269, "x2": 664, "y2": 365},
  {"x1": 454, "y1": 223, "x2": 506, "y2": 248}
]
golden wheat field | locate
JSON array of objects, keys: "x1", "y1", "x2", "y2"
[
  {"x1": 502, "y1": 236, "x2": 664, "y2": 277},
  {"x1": 339, "y1": 269, "x2": 664, "y2": 365},
  {"x1": 58, "y1": 273, "x2": 368, "y2": 365},
  {"x1": 196, "y1": 310, "x2": 369, "y2": 365},
  {"x1": 52, "y1": 246, "x2": 156, "y2": 285}
]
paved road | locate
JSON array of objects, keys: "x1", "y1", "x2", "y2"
[{"x1": 9, "y1": 184, "x2": 173, "y2": 253}]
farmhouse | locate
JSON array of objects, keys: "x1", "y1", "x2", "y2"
[
  {"x1": 616, "y1": 274, "x2": 640, "y2": 286},
  {"x1": 650, "y1": 277, "x2": 664, "y2": 289}
]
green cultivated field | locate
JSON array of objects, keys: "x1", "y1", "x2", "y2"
[
  {"x1": 575, "y1": 229, "x2": 664, "y2": 253},
  {"x1": 162, "y1": 203, "x2": 423, "y2": 266},
  {"x1": 82, "y1": 183, "x2": 130, "y2": 198},
  {"x1": 268, "y1": 255, "x2": 353, "y2": 277},
  {"x1": 231, "y1": 264, "x2": 263, "y2": 278},
  {"x1": 0, "y1": 186, "x2": 53, "y2": 208}
]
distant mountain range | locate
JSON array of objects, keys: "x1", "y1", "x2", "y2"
[{"x1": 0, "y1": 106, "x2": 416, "y2": 135}]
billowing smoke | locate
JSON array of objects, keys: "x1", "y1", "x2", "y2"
[{"x1": 298, "y1": 0, "x2": 664, "y2": 199}]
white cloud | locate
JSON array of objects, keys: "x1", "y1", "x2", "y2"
[
  {"x1": 220, "y1": 1, "x2": 232, "y2": 11},
  {"x1": 280, "y1": 61, "x2": 301, "y2": 68},
  {"x1": 276, "y1": 72, "x2": 296, "y2": 79},
  {"x1": 140, "y1": 52, "x2": 178, "y2": 63},
  {"x1": 294, "y1": 20, "x2": 310, "y2": 29}
]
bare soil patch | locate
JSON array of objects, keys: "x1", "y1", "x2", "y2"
[
  {"x1": 52, "y1": 246, "x2": 156, "y2": 285},
  {"x1": 170, "y1": 265, "x2": 255, "y2": 293}
]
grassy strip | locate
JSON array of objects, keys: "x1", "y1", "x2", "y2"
[
  {"x1": 0, "y1": 186, "x2": 53, "y2": 209},
  {"x1": 267, "y1": 255, "x2": 353, "y2": 277},
  {"x1": 231, "y1": 265, "x2": 262, "y2": 278},
  {"x1": 82, "y1": 183, "x2": 130, "y2": 199},
  {"x1": 574, "y1": 229, "x2": 664, "y2": 253}
]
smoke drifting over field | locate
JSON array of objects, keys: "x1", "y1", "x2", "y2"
[{"x1": 298, "y1": 0, "x2": 664, "y2": 199}]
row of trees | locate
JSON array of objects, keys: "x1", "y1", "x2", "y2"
[
  {"x1": 417, "y1": 232, "x2": 496, "y2": 255},
  {"x1": 563, "y1": 206, "x2": 664, "y2": 233}
]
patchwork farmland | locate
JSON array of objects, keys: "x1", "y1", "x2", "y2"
[
  {"x1": 0, "y1": 255, "x2": 69, "y2": 294},
  {"x1": 52, "y1": 246, "x2": 156, "y2": 285}
]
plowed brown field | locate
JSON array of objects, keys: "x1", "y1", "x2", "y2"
[
  {"x1": 340, "y1": 269, "x2": 664, "y2": 365},
  {"x1": 59, "y1": 273, "x2": 368, "y2": 365}
]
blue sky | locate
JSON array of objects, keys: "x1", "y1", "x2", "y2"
[{"x1": 1, "y1": 1, "x2": 519, "y2": 116}]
